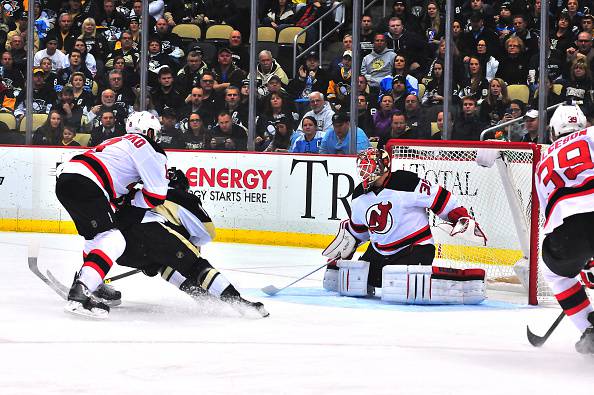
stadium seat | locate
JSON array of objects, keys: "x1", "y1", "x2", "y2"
[
  {"x1": 172, "y1": 24, "x2": 201, "y2": 41},
  {"x1": 0, "y1": 113, "x2": 17, "y2": 131},
  {"x1": 256, "y1": 27, "x2": 277, "y2": 42},
  {"x1": 19, "y1": 114, "x2": 48, "y2": 132},
  {"x1": 73, "y1": 133, "x2": 91, "y2": 146},
  {"x1": 552, "y1": 84, "x2": 563, "y2": 95},
  {"x1": 277, "y1": 27, "x2": 305, "y2": 45},
  {"x1": 431, "y1": 122, "x2": 439, "y2": 136},
  {"x1": 205, "y1": 24, "x2": 234, "y2": 41},
  {"x1": 189, "y1": 41, "x2": 217, "y2": 64},
  {"x1": 417, "y1": 83, "x2": 425, "y2": 98},
  {"x1": 91, "y1": 81, "x2": 98, "y2": 96},
  {"x1": 256, "y1": 42, "x2": 280, "y2": 60},
  {"x1": 507, "y1": 84, "x2": 530, "y2": 104}
]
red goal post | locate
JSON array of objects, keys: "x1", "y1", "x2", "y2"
[{"x1": 385, "y1": 139, "x2": 547, "y2": 305}]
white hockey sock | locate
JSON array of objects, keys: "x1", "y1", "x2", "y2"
[{"x1": 79, "y1": 266, "x2": 104, "y2": 292}]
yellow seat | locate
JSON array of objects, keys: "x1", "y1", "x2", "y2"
[
  {"x1": 73, "y1": 133, "x2": 91, "y2": 146},
  {"x1": 417, "y1": 83, "x2": 425, "y2": 98},
  {"x1": 553, "y1": 83, "x2": 563, "y2": 95},
  {"x1": 277, "y1": 27, "x2": 305, "y2": 45},
  {"x1": 19, "y1": 114, "x2": 48, "y2": 132},
  {"x1": 172, "y1": 24, "x2": 201, "y2": 40},
  {"x1": 205, "y1": 24, "x2": 234, "y2": 41},
  {"x1": 0, "y1": 112, "x2": 17, "y2": 131},
  {"x1": 91, "y1": 81, "x2": 98, "y2": 96},
  {"x1": 257, "y1": 27, "x2": 277, "y2": 42},
  {"x1": 507, "y1": 84, "x2": 530, "y2": 104},
  {"x1": 431, "y1": 122, "x2": 439, "y2": 136}
]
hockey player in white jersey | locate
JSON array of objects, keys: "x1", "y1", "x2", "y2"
[
  {"x1": 322, "y1": 147, "x2": 487, "y2": 304},
  {"x1": 55, "y1": 111, "x2": 169, "y2": 318},
  {"x1": 535, "y1": 104, "x2": 594, "y2": 354}
]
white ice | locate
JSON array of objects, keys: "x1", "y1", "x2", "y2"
[{"x1": 0, "y1": 231, "x2": 592, "y2": 395}]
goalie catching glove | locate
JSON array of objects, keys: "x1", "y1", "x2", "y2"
[
  {"x1": 581, "y1": 259, "x2": 594, "y2": 289},
  {"x1": 323, "y1": 219, "x2": 361, "y2": 260},
  {"x1": 436, "y1": 207, "x2": 487, "y2": 246}
]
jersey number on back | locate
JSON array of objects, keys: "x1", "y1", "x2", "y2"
[{"x1": 537, "y1": 140, "x2": 594, "y2": 192}]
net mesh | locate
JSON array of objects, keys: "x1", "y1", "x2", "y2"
[{"x1": 387, "y1": 142, "x2": 552, "y2": 304}]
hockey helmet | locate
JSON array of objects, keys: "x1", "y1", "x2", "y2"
[
  {"x1": 356, "y1": 148, "x2": 391, "y2": 192},
  {"x1": 549, "y1": 104, "x2": 586, "y2": 141},
  {"x1": 167, "y1": 168, "x2": 190, "y2": 191},
  {"x1": 126, "y1": 111, "x2": 162, "y2": 142}
]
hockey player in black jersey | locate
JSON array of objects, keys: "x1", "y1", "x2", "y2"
[
  {"x1": 109, "y1": 169, "x2": 269, "y2": 318},
  {"x1": 322, "y1": 148, "x2": 487, "y2": 304}
]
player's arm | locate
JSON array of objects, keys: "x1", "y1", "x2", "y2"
[
  {"x1": 175, "y1": 194, "x2": 216, "y2": 246},
  {"x1": 323, "y1": 201, "x2": 369, "y2": 260},
  {"x1": 131, "y1": 148, "x2": 168, "y2": 209}
]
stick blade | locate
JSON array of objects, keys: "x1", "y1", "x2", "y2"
[
  {"x1": 526, "y1": 325, "x2": 546, "y2": 347},
  {"x1": 261, "y1": 285, "x2": 281, "y2": 296}
]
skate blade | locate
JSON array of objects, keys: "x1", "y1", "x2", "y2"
[
  {"x1": 64, "y1": 301, "x2": 109, "y2": 320},
  {"x1": 93, "y1": 297, "x2": 122, "y2": 307},
  {"x1": 230, "y1": 302, "x2": 270, "y2": 318}
]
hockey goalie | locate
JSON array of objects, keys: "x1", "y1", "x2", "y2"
[{"x1": 322, "y1": 147, "x2": 487, "y2": 305}]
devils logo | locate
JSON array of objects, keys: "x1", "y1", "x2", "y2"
[{"x1": 366, "y1": 202, "x2": 393, "y2": 234}]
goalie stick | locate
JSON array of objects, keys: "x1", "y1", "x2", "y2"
[
  {"x1": 526, "y1": 311, "x2": 566, "y2": 347},
  {"x1": 261, "y1": 262, "x2": 329, "y2": 296}
]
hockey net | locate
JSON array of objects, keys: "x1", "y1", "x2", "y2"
[{"x1": 385, "y1": 139, "x2": 550, "y2": 305}]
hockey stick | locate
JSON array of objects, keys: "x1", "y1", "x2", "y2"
[
  {"x1": 28, "y1": 257, "x2": 68, "y2": 300},
  {"x1": 104, "y1": 269, "x2": 142, "y2": 284},
  {"x1": 526, "y1": 311, "x2": 566, "y2": 347},
  {"x1": 261, "y1": 262, "x2": 329, "y2": 296},
  {"x1": 44, "y1": 268, "x2": 143, "y2": 295}
]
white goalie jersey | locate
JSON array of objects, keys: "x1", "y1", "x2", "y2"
[
  {"x1": 346, "y1": 170, "x2": 462, "y2": 256},
  {"x1": 535, "y1": 127, "x2": 594, "y2": 234}
]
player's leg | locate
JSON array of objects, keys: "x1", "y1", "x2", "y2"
[
  {"x1": 541, "y1": 213, "x2": 594, "y2": 353},
  {"x1": 56, "y1": 173, "x2": 125, "y2": 317}
]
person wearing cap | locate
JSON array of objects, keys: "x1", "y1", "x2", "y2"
[
  {"x1": 33, "y1": 35, "x2": 70, "y2": 72},
  {"x1": 459, "y1": 12, "x2": 501, "y2": 62},
  {"x1": 390, "y1": 74, "x2": 408, "y2": 112},
  {"x1": 494, "y1": 2, "x2": 514, "y2": 39},
  {"x1": 288, "y1": 50, "x2": 329, "y2": 100},
  {"x1": 256, "y1": 50, "x2": 289, "y2": 88},
  {"x1": 159, "y1": 107, "x2": 184, "y2": 149},
  {"x1": 520, "y1": 109, "x2": 546, "y2": 143},
  {"x1": 361, "y1": 33, "x2": 397, "y2": 91},
  {"x1": 319, "y1": 112, "x2": 370, "y2": 155},
  {"x1": 14, "y1": 67, "x2": 57, "y2": 120},
  {"x1": 6, "y1": 10, "x2": 40, "y2": 52},
  {"x1": 377, "y1": 1, "x2": 421, "y2": 36},
  {"x1": 328, "y1": 33, "x2": 353, "y2": 76},
  {"x1": 212, "y1": 47, "x2": 247, "y2": 92},
  {"x1": 326, "y1": 50, "x2": 352, "y2": 111}
]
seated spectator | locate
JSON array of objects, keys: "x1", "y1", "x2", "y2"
[
  {"x1": 320, "y1": 112, "x2": 370, "y2": 154},
  {"x1": 372, "y1": 94, "x2": 397, "y2": 142},
  {"x1": 479, "y1": 78, "x2": 510, "y2": 126},
  {"x1": 451, "y1": 96, "x2": 487, "y2": 141},
  {"x1": 505, "y1": 14, "x2": 538, "y2": 57},
  {"x1": 494, "y1": 2, "x2": 514, "y2": 42},
  {"x1": 520, "y1": 109, "x2": 547, "y2": 143},
  {"x1": 293, "y1": 1, "x2": 328, "y2": 48},
  {"x1": 359, "y1": 14, "x2": 376, "y2": 59},
  {"x1": 421, "y1": 1, "x2": 445, "y2": 53},
  {"x1": 38, "y1": 57, "x2": 59, "y2": 90},
  {"x1": 203, "y1": 0, "x2": 241, "y2": 29},
  {"x1": 150, "y1": 66, "x2": 185, "y2": 114},
  {"x1": 404, "y1": 94, "x2": 431, "y2": 139},
  {"x1": 327, "y1": 50, "x2": 353, "y2": 112},
  {"x1": 432, "y1": 110, "x2": 451, "y2": 140},
  {"x1": 390, "y1": 74, "x2": 408, "y2": 111},
  {"x1": 329, "y1": 34, "x2": 352, "y2": 77},
  {"x1": 105, "y1": 30, "x2": 140, "y2": 71},
  {"x1": 378, "y1": 111, "x2": 414, "y2": 148},
  {"x1": 361, "y1": 33, "x2": 396, "y2": 93},
  {"x1": 528, "y1": 44, "x2": 564, "y2": 91},
  {"x1": 14, "y1": 68, "x2": 57, "y2": 120},
  {"x1": 88, "y1": 110, "x2": 125, "y2": 146},
  {"x1": 421, "y1": 59, "x2": 448, "y2": 108},
  {"x1": 78, "y1": 17, "x2": 109, "y2": 71},
  {"x1": 378, "y1": 0, "x2": 422, "y2": 35},
  {"x1": 498, "y1": 99, "x2": 526, "y2": 141},
  {"x1": 496, "y1": 36, "x2": 529, "y2": 85},
  {"x1": 61, "y1": 0, "x2": 92, "y2": 33},
  {"x1": 459, "y1": 12, "x2": 500, "y2": 61},
  {"x1": 32, "y1": 110, "x2": 63, "y2": 145},
  {"x1": 550, "y1": 12, "x2": 575, "y2": 56},
  {"x1": 48, "y1": 12, "x2": 77, "y2": 54},
  {"x1": 199, "y1": 70, "x2": 220, "y2": 109},
  {"x1": 33, "y1": 35, "x2": 69, "y2": 71},
  {"x1": 212, "y1": 47, "x2": 247, "y2": 92},
  {"x1": 147, "y1": 37, "x2": 177, "y2": 87},
  {"x1": 288, "y1": 51, "x2": 330, "y2": 101},
  {"x1": 263, "y1": 0, "x2": 297, "y2": 30},
  {"x1": 56, "y1": 49, "x2": 93, "y2": 91},
  {"x1": 459, "y1": 56, "x2": 489, "y2": 104},
  {"x1": 256, "y1": 50, "x2": 289, "y2": 89},
  {"x1": 529, "y1": 77, "x2": 565, "y2": 110},
  {"x1": 86, "y1": 89, "x2": 128, "y2": 129},
  {"x1": 108, "y1": 55, "x2": 139, "y2": 87},
  {"x1": 298, "y1": 91, "x2": 335, "y2": 136},
  {"x1": 474, "y1": 39, "x2": 499, "y2": 81},
  {"x1": 73, "y1": 39, "x2": 97, "y2": 77},
  {"x1": 223, "y1": 85, "x2": 248, "y2": 128},
  {"x1": 6, "y1": 10, "x2": 40, "y2": 52},
  {"x1": 427, "y1": 38, "x2": 465, "y2": 86},
  {"x1": 70, "y1": 72, "x2": 95, "y2": 112},
  {"x1": 259, "y1": 75, "x2": 292, "y2": 105},
  {"x1": 566, "y1": 57, "x2": 594, "y2": 115},
  {"x1": 106, "y1": 69, "x2": 136, "y2": 109},
  {"x1": 9, "y1": 35, "x2": 27, "y2": 73},
  {"x1": 209, "y1": 111, "x2": 248, "y2": 151},
  {"x1": 256, "y1": 92, "x2": 298, "y2": 150},
  {"x1": 290, "y1": 115, "x2": 323, "y2": 153},
  {"x1": 133, "y1": 93, "x2": 159, "y2": 118},
  {"x1": 34, "y1": 2, "x2": 56, "y2": 41},
  {"x1": 59, "y1": 125, "x2": 81, "y2": 146},
  {"x1": 180, "y1": 86, "x2": 215, "y2": 129},
  {"x1": 0, "y1": 77, "x2": 16, "y2": 113},
  {"x1": 184, "y1": 112, "x2": 210, "y2": 150},
  {"x1": 159, "y1": 107, "x2": 184, "y2": 149},
  {"x1": 1, "y1": 52, "x2": 25, "y2": 94},
  {"x1": 97, "y1": 0, "x2": 129, "y2": 43},
  {"x1": 176, "y1": 48, "x2": 210, "y2": 97},
  {"x1": 227, "y1": 30, "x2": 250, "y2": 72},
  {"x1": 384, "y1": 16, "x2": 428, "y2": 75},
  {"x1": 153, "y1": 17, "x2": 185, "y2": 65},
  {"x1": 379, "y1": 53, "x2": 419, "y2": 97},
  {"x1": 55, "y1": 85, "x2": 84, "y2": 131},
  {"x1": 357, "y1": 94, "x2": 374, "y2": 133},
  {"x1": 264, "y1": 116, "x2": 293, "y2": 152},
  {"x1": 127, "y1": 16, "x2": 141, "y2": 49}
]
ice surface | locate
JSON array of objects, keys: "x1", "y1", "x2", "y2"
[{"x1": 0, "y1": 232, "x2": 592, "y2": 395}]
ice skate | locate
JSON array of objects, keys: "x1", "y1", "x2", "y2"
[
  {"x1": 64, "y1": 275, "x2": 109, "y2": 319},
  {"x1": 221, "y1": 287, "x2": 269, "y2": 318},
  {"x1": 575, "y1": 313, "x2": 594, "y2": 354},
  {"x1": 92, "y1": 282, "x2": 122, "y2": 307}
]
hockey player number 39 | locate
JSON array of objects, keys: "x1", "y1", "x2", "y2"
[{"x1": 537, "y1": 139, "x2": 594, "y2": 192}]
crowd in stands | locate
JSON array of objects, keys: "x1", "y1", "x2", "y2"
[{"x1": 1, "y1": 0, "x2": 592, "y2": 152}]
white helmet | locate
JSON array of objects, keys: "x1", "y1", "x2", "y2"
[
  {"x1": 126, "y1": 111, "x2": 162, "y2": 142},
  {"x1": 549, "y1": 104, "x2": 587, "y2": 141}
]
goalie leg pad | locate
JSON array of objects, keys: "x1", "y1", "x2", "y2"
[
  {"x1": 381, "y1": 266, "x2": 486, "y2": 305},
  {"x1": 323, "y1": 264, "x2": 339, "y2": 292},
  {"x1": 337, "y1": 260, "x2": 371, "y2": 296}
]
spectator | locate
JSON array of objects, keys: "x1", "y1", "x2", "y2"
[
  {"x1": 494, "y1": 2, "x2": 514, "y2": 41},
  {"x1": 432, "y1": 110, "x2": 450, "y2": 140},
  {"x1": 33, "y1": 1, "x2": 55, "y2": 41},
  {"x1": 378, "y1": 1, "x2": 421, "y2": 35},
  {"x1": 212, "y1": 47, "x2": 247, "y2": 92},
  {"x1": 319, "y1": 112, "x2": 370, "y2": 154},
  {"x1": 60, "y1": 125, "x2": 81, "y2": 146},
  {"x1": 150, "y1": 66, "x2": 185, "y2": 115},
  {"x1": 32, "y1": 109, "x2": 63, "y2": 145},
  {"x1": 288, "y1": 51, "x2": 330, "y2": 101},
  {"x1": 256, "y1": 92, "x2": 298, "y2": 150},
  {"x1": 256, "y1": 50, "x2": 289, "y2": 88},
  {"x1": 110, "y1": 54, "x2": 139, "y2": 87},
  {"x1": 495, "y1": 36, "x2": 529, "y2": 85},
  {"x1": 459, "y1": 12, "x2": 501, "y2": 61},
  {"x1": 429, "y1": 38, "x2": 465, "y2": 85},
  {"x1": 61, "y1": 0, "x2": 91, "y2": 32},
  {"x1": 223, "y1": 85, "x2": 248, "y2": 128},
  {"x1": 475, "y1": 39, "x2": 499, "y2": 81},
  {"x1": 299, "y1": 91, "x2": 335, "y2": 135},
  {"x1": 293, "y1": 1, "x2": 327, "y2": 49},
  {"x1": 199, "y1": 70, "x2": 219, "y2": 109},
  {"x1": 565, "y1": 57, "x2": 594, "y2": 116},
  {"x1": 566, "y1": 31, "x2": 594, "y2": 70},
  {"x1": 550, "y1": 12, "x2": 575, "y2": 56},
  {"x1": 86, "y1": 89, "x2": 128, "y2": 129},
  {"x1": 203, "y1": 0, "x2": 241, "y2": 29},
  {"x1": 527, "y1": 42, "x2": 564, "y2": 90},
  {"x1": 159, "y1": 107, "x2": 184, "y2": 149},
  {"x1": 404, "y1": 94, "x2": 431, "y2": 139},
  {"x1": 176, "y1": 48, "x2": 209, "y2": 97},
  {"x1": 48, "y1": 12, "x2": 77, "y2": 54},
  {"x1": 264, "y1": 116, "x2": 293, "y2": 152},
  {"x1": 452, "y1": 96, "x2": 487, "y2": 141},
  {"x1": 209, "y1": 111, "x2": 248, "y2": 151},
  {"x1": 147, "y1": 37, "x2": 176, "y2": 87},
  {"x1": 152, "y1": 17, "x2": 185, "y2": 65},
  {"x1": 263, "y1": 0, "x2": 297, "y2": 30},
  {"x1": 78, "y1": 17, "x2": 109, "y2": 70},
  {"x1": 461, "y1": 0, "x2": 496, "y2": 28},
  {"x1": 127, "y1": 16, "x2": 141, "y2": 49},
  {"x1": 361, "y1": 33, "x2": 396, "y2": 92},
  {"x1": 359, "y1": 14, "x2": 376, "y2": 58},
  {"x1": 88, "y1": 110, "x2": 125, "y2": 146},
  {"x1": 33, "y1": 35, "x2": 69, "y2": 71},
  {"x1": 565, "y1": 0, "x2": 584, "y2": 28},
  {"x1": 9, "y1": 35, "x2": 28, "y2": 73},
  {"x1": 0, "y1": 77, "x2": 16, "y2": 113},
  {"x1": 520, "y1": 109, "x2": 543, "y2": 143},
  {"x1": 479, "y1": 77, "x2": 510, "y2": 126},
  {"x1": 133, "y1": 93, "x2": 159, "y2": 118},
  {"x1": 459, "y1": 56, "x2": 489, "y2": 103},
  {"x1": 38, "y1": 56, "x2": 59, "y2": 91},
  {"x1": 70, "y1": 72, "x2": 95, "y2": 112},
  {"x1": 421, "y1": 59, "x2": 447, "y2": 108},
  {"x1": 378, "y1": 111, "x2": 414, "y2": 148},
  {"x1": 107, "y1": 69, "x2": 136, "y2": 109},
  {"x1": 6, "y1": 10, "x2": 40, "y2": 52},
  {"x1": 227, "y1": 30, "x2": 249, "y2": 72},
  {"x1": 326, "y1": 50, "x2": 352, "y2": 111},
  {"x1": 14, "y1": 68, "x2": 57, "y2": 120},
  {"x1": 105, "y1": 30, "x2": 140, "y2": 71},
  {"x1": 290, "y1": 115, "x2": 323, "y2": 153},
  {"x1": 328, "y1": 34, "x2": 352, "y2": 76},
  {"x1": 1, "y1": 52, "x2": 25, "y2": 94},
  {"x1": 499, "y1": 99, "x2": 526, "y2": 141},
  {"x1": 180, "y1": 86, "x2": 215, "y2": 129},
  {"x1": 390, "y1": 74, "x2": 408, "y2": 111},
  {"x1": 384, "y1": 16, "x2": 428, "y2": 74},
  {"x1": 505, "y1": 14, "x2": 538, "y2": 57},
  {"x1": 96, "y1": 0, "x2": 129, "y2": 43},
  {"x1": 357, "y1": 94, "x2": 374, "y2": 134},
  {"x1": 421, "y1": 1, "x2": 445, "y2": 53},
  {"x1": 73, "y1": 38, "x2": 97, "y2": 77},
  {"x1": 55, "y1": 85, "x2": 83, "y2": 130},
  {"x1": 379, "y1": 53, "x2": 419, "y2": 96},
  {"x1": 56, "y1": 49, "x2": 93, "y2": 90},
  {"x1": 184, "y1": 112, "x2": 210, "y2": 150},
  {"x1": 529, "y1": 77, "x2": 565, "y2": 110},
  {"x1": 372, "y1": 94, "x2": 397, "y2": 142}
]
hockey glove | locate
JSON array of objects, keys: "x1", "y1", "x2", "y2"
[
  {"x1": 580, "y1": 259, "x2": 594, "y2": 289},
  {"x1": 323, "y1": 219, "x2": 359, "y2": 260},
  {"x1": 436, "y1": 217, "x2": 487, "y2": 246}
]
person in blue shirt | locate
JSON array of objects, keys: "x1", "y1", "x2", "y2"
[
  {"x1": 290, "y1": 115, "x2": 323, "y2": 153},
  {"x1": 319, "y1": 112, "x2": 370, "y2": 154}
]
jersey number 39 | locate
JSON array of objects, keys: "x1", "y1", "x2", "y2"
[{"x1": 537, "y1": 140, "x2": 594, "y2": 192}]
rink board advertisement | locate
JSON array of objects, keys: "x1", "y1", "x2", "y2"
[{"x1": 0, "y1": 146, "x2": 528, "y2": 258}]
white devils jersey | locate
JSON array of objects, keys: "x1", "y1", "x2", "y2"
[
  {"x1": 58, "y1": 134, "x2": 168, "y2": 209},
  {"x1": 536, "y1": 127, "x2": 594, "y2": 234},
  {"x1": 347, "y1": 170, "x2": 461, "y2": 256}
]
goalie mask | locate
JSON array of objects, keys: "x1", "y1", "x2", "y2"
[
  {"x1": 126, "y1": 111, "x2": 162, "y2": 143},
  {"x1": 356, "y1": 148, "x2": 391, "y2": 192},
  {"x1": 549, "y1": 104, "x2": 586, "y2": 141}
]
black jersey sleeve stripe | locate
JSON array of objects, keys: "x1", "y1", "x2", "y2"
[{"x1": 431, "y1": 187, "x2": 451, "y2": 215}]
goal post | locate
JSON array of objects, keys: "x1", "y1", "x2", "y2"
[{"x1": 385, "y1": 139, "x2": 547, "y2": 305}]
